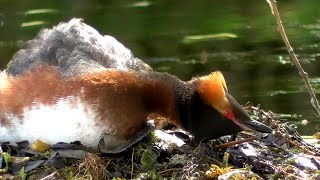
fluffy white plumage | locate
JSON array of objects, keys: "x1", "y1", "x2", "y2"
[{"x1": 0, "y1": 97, "x2": 108, "y2": 149}]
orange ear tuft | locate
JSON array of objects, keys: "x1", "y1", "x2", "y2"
[{"x1": 198, "y1": 71, "x2": 230, "y2": 113}]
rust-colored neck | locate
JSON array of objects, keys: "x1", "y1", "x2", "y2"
[
  {"x1": 77, "y1": 70, "x2": 181, "y2": 120},
  {"x1": 75, "y1": 69, "x2": 187, "y2": 138}
]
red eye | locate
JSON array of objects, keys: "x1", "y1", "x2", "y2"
[{"x1": 225, "y1": 110, "x2": 235, "y2": 120}]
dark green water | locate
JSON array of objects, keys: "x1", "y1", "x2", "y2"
[{"x1": 1, "y1": 0, "x2": 320, "y2": 135}]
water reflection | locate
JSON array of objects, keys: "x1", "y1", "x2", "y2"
[{"x1": 0, "y1": 0, "x2": 319, "y2": 135}]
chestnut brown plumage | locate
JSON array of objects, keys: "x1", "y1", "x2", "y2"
[
  {"x1": 0, "y1": 19, "x2": 272, "y2": 153},
  {"x1": 0, "y1": 66, "x2": 271, "y2": 150}
]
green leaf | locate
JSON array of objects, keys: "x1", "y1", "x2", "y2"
[
  {"x1": 0, "y1": 152, "x2": 11, "y2": 173},
  {"x1": 140, "y1": 149, "x2": 158, "y2": 171},
  {"x1": 19, "y1": 166, "x2": 27, "y2": 180}
]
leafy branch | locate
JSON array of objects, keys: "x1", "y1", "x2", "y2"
[{"x1": 266, "y1": 0, "x2": 320, "y2": 117}]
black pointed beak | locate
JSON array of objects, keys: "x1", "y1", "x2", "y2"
[
  {"x1": 226, "y1": 92, "x2": 273, "y2": 133},
  {"x1": 239, "y1": 119, "x2": 273, "y2": 133}
]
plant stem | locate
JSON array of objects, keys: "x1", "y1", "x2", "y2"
[{"x1": 268, "y1": 0, "x2": 320, "y2": 117}]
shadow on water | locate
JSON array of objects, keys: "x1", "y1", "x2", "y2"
[{"x1": 0, "y1": 0, "x2": 320, "y2": 135}]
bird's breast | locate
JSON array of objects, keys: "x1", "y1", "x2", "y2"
[{"x1": 0, "y1": 96, "x2": 111, "y2": 149}]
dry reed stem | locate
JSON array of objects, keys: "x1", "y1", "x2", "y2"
[
  {"x1": 131, "y1": 147, "x2": 134, "y2": 179},
  {"x1": 214, "y1": 136, "x2": 257, "y2": 149},
  {"x1": 267, "y1": 0, "x2": 320, "y2": 117}
]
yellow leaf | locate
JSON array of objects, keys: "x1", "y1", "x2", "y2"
[{"x1": 31, "y1": 139, "x2": 51, "y2": 153}]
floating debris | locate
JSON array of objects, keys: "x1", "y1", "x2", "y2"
[
  {"x1": 24, "y1": 9, "x2": 59, "y2": 15},
  {"x1": 182, "y1": 33, "x2": 238, "y2": 44},
  {"x1": 21, "y1": 21, "x2": 47, "y2": 27}
]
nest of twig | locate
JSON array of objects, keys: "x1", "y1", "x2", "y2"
[{"x1": 0, "y1": 106, "x2": 319, "y2": 180}]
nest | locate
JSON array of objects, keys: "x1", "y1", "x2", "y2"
[{"x1": 0, "y1": 106, "x2": 319, "y2": 179}]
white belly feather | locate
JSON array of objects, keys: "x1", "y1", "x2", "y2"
[{"x1": 0, "y1": 97, "x2": 108, "y2": 149}]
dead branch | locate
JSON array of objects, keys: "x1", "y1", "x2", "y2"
[
  {"x1": 214, "y1": 136, "x2": 257, "y2": 149},
  {"x1": 266, "y1": 0, "x2": 320, "y2": 117}
]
